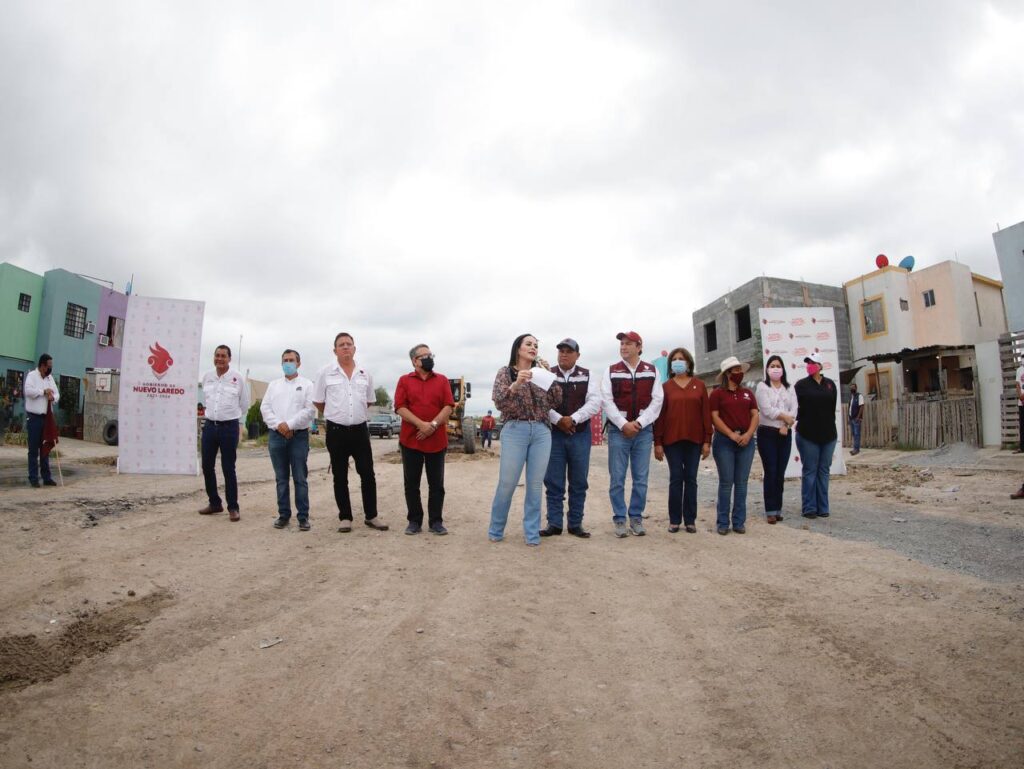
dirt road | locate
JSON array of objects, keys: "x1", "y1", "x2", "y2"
[{"x1": 1, "y1": 439, "x2": 1022, "y2": 768}]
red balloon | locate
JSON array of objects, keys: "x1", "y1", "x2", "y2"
[{"x1": 875, "y1": 254, "x2": 889, "y2": 268}]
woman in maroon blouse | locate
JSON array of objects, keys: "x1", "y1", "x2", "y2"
[
  {"x1": 488, "y1": 333, "x2": 562, "y2": 546},
  {"x1": 709, "y1": 356, "x2": 759, "y2": 535},
  {"x1": 654, "y1": 347, "x2": 712, "y2": 533}
]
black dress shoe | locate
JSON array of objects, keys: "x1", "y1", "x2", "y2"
[
  {"x1": 567, "y1": 526, "x2": 591, "y2": 538},
  {"x1": 539, "y1": 525, "x2": 563, "y2": 537},
  {"x1": 29, "y1": 480, "x2": 40, "y2": 488},
  {"x1": 43, "y1": 479, "x2": 57, "y2": 486},
  {"x1": 801, "y1": 512, "x2": 817, "y2": 519}
]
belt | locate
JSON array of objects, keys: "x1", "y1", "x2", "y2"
[
  {"x1": 206, "y1": 419, "x2": 239, "y2": 425},
  {"x1": 326, "y1": 420, "x2": 367, "y2": 428}
]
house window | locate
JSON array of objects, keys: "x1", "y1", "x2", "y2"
[
  {"x1": 861, "y1": 298, "x2": 886, "y2": 336},
  {"x1": 17, "y1": 293, "x2": 31, "y2": 312},
  {"x1": 899, "y1": 298, "x2": 909, "y2": 311},
  {"x1": 922, "y1": 289, "x2": 936, "y2": 308},
  {"x1": 63, "y1": 302, "x2": 87, "y2": 338},
  {"x1": 704, "y1": 321, "x2": 718, "y2": 352},
  {"x1": 106, "y1": 316, "x2": 125, "y2": 347},
  {"x1": 735, "y1": 305, "x2": 752, "y2": 342},
  {"x1": 58, "y1": 375, "x2": 81, "y2": 414},
  {"x1": 866, "y1": 369, "x2": 892, "y2": 401}
]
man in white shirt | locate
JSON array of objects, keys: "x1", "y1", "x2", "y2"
[
  {"x1": 23, "y1": 354, "x2": 59, "y2": 488},
  {"x1": 601, "y1": 331, "x2": 664, "y2": 538},
  {"x1": 313, "y1": 332, "x2": 389, "y2": 533},
  {"x1": 199, "y1": 344, "x2": 250, "y2": 521},
  {"x1": 261, "y1": 349, "x2": 316, "y2": 531},
  {"x1": 541, "y1": 338, "x2": 602, "y2": 538}
]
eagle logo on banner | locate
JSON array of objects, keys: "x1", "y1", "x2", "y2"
[{"x1": 148, "y1": 342, "x2": 174, "y2": 379}]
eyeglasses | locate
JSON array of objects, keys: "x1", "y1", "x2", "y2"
[{"x1": 417, "y1": 354, "x2": 434, "y2": 361}]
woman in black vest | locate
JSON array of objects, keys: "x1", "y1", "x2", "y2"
[
  {"x1": 488, "y1": 334, "x2": 562, "y2": 545},
  {"x1": 794, "y1": 352, "x2": 838, "y2": 519}
]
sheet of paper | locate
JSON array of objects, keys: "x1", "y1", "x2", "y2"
[{"x1": 530, "y1": 368, "x2": 556, "y2": 392}]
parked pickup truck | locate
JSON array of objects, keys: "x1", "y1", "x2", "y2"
[{"x1": 368, "y1": 413, "x2": 401, "y2": 438}]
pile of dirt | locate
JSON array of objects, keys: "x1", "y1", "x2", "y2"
[
  {"x1": 0, "y1": 591, "x2": 173, "y2": 692},
  {"x1": 847, "y1": 464, "x2": 927, "y2": 503}
]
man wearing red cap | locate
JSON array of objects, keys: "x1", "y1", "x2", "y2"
[{"x1": 601, "y1": 331, "x2": 664, "y2": 537}]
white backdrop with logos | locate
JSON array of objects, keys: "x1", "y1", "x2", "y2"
[
  {"x1": 118, "y1": 296, "x2": 205, "y2": 475},
  {"x1": 758, "y1": 307, "x2": 846, "y2": 478}
]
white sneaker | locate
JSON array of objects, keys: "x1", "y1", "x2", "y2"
[{"x1": 629, "y1": 519, "x2": 646, "y2": 536}]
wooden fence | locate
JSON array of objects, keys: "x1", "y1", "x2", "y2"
[
  {"x1": 842, "y1": 400, "x2": 893, "y2": 448},
  {"x1": 896, "y1": 396, "x2": 979, "y2": 449},
  {"x1": 999, "y1": 331, "x2": 1023, "y2": 449}
]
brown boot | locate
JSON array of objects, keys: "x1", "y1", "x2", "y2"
[
  {"x1": 1011, "y1": 486, "x2": 1024, "y2": 500},
  {"x1": 198, "y1": 505, "x2": 223, "y2": 515}
]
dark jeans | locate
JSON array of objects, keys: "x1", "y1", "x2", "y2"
[
  {"x1": 795, "y1": 433, "x2": 836, "y2": 515},
  {"x1": 268, "y1": 429, "x2": 310, "y2": 521},
  {"x1": 401, "y1": 445, "x2": 446, "y2": 526},
  {"x1": 481, "y1": 429, "x2": 492, "y2": 448},
  {"x1": 201, "y1": 420, "x2": 239, "y2": 510},
  {"x1": 544, "y1": 427, "x2": 592, "y2": 529},
  {"x1": 712, "y1": 432, "x2": 755, "y2": 530},
  {"x1": 850, "y1": 418, "x2": 862, "y2": 452},
  {"x1": 757, "y1": 426, "x2": 792, "y2": 515},
  {"x1": 26, "y1": 413, "x2": 52, "y2": 484},
  {"x1": 326, "y1": 421, "x2": 377, "y2": 521},
  {"x1": 664, "y1": 440, "x2": 701, "y2": 526}
]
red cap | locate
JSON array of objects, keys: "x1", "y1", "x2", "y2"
[{"x1": 616, "y1": 331, "x2": 642, "y2": 344}]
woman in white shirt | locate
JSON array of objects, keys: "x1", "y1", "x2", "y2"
[{"x1": 755, "y1": 355, "x2": 798, "y2": 524}]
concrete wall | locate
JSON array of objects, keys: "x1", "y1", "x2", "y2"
[
  {"x1": 83, "y1": 369, "x2": 120, "y2": 444},
  {"x1": 993, "y1": 220, "x2": 1024, "y2": 332},
  {"x1": 692, "y1": 276, "x2": 852, "y2": 382},
  {"x1": 0, "y1": 263, "x2": 43, "y2": 363},
  {"x1": 975, "y1": 340, "x2": 1004, "y2": 446}
]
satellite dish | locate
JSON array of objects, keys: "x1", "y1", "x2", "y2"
[
  {"x1": 898, "y1": 255, "x2": 915, "y2": 271},
  {"x1": 875, "y1": 254, "x2": 889, "y2": 268}
]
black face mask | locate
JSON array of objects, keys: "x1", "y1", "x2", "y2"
[{"x1": 420, "y1": 357, "x2": 435, "y2": 373}]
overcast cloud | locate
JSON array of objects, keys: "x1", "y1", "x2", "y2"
[{"x1": 1, "y1": 1, "x2": 1022, "y2": 413}]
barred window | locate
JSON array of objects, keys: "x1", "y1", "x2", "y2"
[
  {"x1": 59, "y1": 375, "x2": 81, "y2": 413},
  {"x1": 64, "y1": 302, "x2": 87, "y2": 338},
  {"x1": 17, "y1": 293, "x2": 31, "y2": 312}
]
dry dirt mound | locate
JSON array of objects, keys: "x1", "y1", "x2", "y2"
[{"x1": 0, "y1": 590, "x2": 173, "y2": 692}]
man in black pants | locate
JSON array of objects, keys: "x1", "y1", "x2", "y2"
[
  {"x1": 313, "y1": 332, "x2": 389, "y2": 533},
  {"x1": 394, "y1": 344, "x2": 455, "y2": 534}
]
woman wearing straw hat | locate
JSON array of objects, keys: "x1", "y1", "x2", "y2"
[
  {"x1": 794, "y1": 351, "x2": 838, "y2": 519},
  {"x1": 709, "y1": 356, "x2": 759, "y2": 535}
]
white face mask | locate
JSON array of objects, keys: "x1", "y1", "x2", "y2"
[{"x1": 768, "y1": 367, "x2": 784, "y2": 381}]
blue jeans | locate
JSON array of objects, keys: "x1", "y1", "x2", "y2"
[
  {"x1": 201, "y1": 420, "x2": 240, "y2": 510},
  {"x1": 481, "y1": 429, "x2": 492, "y2": 448},
  {"x1": 664, "y1": 440, "x2": 701, "y2": 526},
  {"x1": 607, "y1": 423, "x2": 654, "y2": 522},
  {"x1": 489, "y1": 421, "x2": 551, "y2": 544},
  {"x1": 26, "y1": 413, "x2": 52, "y2": 484},
  {"x1": 756, "y1": 426, "x2": 792, "y2": 515},
  {"x1": 796, "y1": 433, "x2": 836, "y2": 515},
  {"x1": 850, "y1": 419, "x2": 861, "y2": 451},
  {"x1": 268, "y1": 429, "x2": 310, "y2": 521},
  {"x1": 712, "y1": 433, "x2": 755, "y2": 530},
  {"x1": 544, "y1": 427, "x2": 592, "y2": 529}
]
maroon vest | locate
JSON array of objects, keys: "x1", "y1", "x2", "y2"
[
  {"x1": 551, "y1": 365, "x2": 591, "y2": 432},
  {"x1": 609, "y1": 360, "x2": 657, "y2": 421}
]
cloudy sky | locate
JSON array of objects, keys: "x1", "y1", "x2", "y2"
[{"x1": 2, "y1": 1, "x2": 1022, "y2": 413}]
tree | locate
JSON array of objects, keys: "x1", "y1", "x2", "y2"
[{"x1": 374, "y1": 386, "x2": 392, "y2": 409}]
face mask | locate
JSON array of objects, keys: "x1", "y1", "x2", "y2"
[
  {"x1": 729, "y1": 372, "x2": 744, "y2": 385},
  {"x1": 768, "y1": 367, "x2": 784, "y2": 381},
  {"x1": 420, "y1": 357, "x2": 435, "y2": 373},
  {"x1": 670, "y1": 360, "x2": 688, "y2": 375},
  {"x1": 282, "y1": 362, "x2": 298, "y2": 376},
  {"x1": 806, "y1": 363, "x2": 821, "y2": 376}
]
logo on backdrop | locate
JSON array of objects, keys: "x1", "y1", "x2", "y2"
[
  {"x1": 148, "y1": 342, "x2": 174, "y2": 379},
  {"x1": 135, "y1": 341, "x2": 185, "y2": 398}
]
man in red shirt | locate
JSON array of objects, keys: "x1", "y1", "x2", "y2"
[
  {"x1": 480, "y1": 410, "x2": 496, "y2": 448},
  {"x1": 394, "y1": 344, "x2": 456, "y2": 534}
]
